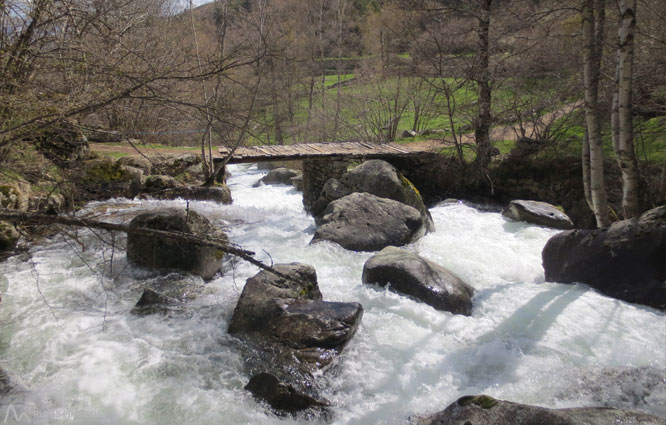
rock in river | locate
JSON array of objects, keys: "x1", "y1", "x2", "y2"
[
  {"x1": 363, "y1": 246, "x2": 475, "y2": 315},
  {"x1": 127, "y1": 208, "x2": 226, "y2": 280},
  {"x1": 503, "y1": 199, "x2": 573, "y2": 229},
  {"x1": 228, "y1": 263, "x2": 362, "y2": 415},
  {"x1": 311, "y1": 192, "x2": 426, "y2": 251},
  {"x1": 253, "y1": 167, "x2": 301, "y2": 187},
  {"x1": 542, "y1": 205, "x2": 665, "y2": 310},
  {"x1": 412, "y1": 395, "x2": 666, "y2": 425},
  {"x1": 312, "y1": 159, "x2": 434, "y2": 232}
]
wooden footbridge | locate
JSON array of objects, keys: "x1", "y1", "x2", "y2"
[
  {"x1": 217, "y1": 141, "x2": 432, "y2": 163},
  {"x1": 217, "y1": 141, "x2": 435, "y2": 213}
]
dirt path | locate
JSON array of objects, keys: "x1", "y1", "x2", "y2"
[
  {"x1": 408, "y1": 102, "x2": 582, "y2": 152},
  {"x1": 90, "y1": 143, "x2": 204, "y2": 158}
]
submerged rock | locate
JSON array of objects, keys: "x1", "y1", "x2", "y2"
[
  {"x1": 412, "y1": 395, "x2": 666, "y2": 425},
  {"x1": 139, "y1": 185, "x2": 232, "y2": 204},
  {"x1": 131, "y1": 273, "x2": 206, "y2": 315},
  {"x1": 127, "y1": 209, "x2": 226, "y2": 280},
  {"x1": 229, "y1": 263, "x2": 362, "y2": 415},
  {"x1": 245, "y1": 372, "x2": 330, "y2": 416},
  {"x1": 311, "y1": 192, "x2": 426, "y2": 251},
  {"x1": 503, "y1": 199, "x2": 573, "y2": 229},
  {"x1": 542, "y1": 205, "x2": 666, "y2": 310},
  {"x1": 0, "y1": 368, "x2": 26, "y2": 395},
  {"x1": 253, "y1": 168, "x2": 301, "y2": 187},
  {"x1": 132, "y1": 288, "x2": 178, "y2": 315},
  {"x1": 291, "y1": 175, "x2": 303, "y2": 191},
  {"x1": 362, "y1": 246, "x2": 475, "y2": 315},
  {"x1": 556, "y1": 367, "x2": 666, "y2": 418}
]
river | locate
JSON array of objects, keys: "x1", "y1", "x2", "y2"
[{"x1": 0, "y1": 164, "x2": 664, "y2": 424}]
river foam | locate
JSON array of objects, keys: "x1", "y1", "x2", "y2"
[{"x1": 1, "y1": 164, "x2": 664, "y2": 424}]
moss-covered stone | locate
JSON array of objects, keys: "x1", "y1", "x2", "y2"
[
  {"x1": 0, "y1": 182, "x2": 30, "y2": 211},
  {"x1": 83, "y1": 160, "x2": 133, "y2": 183},
  {"x1": 0, "y1": 221, "x2": 20, "y2": 252},
  {"x1": 457, "y1": 395, "x2": 498, "y2": 409},
  {"x1": 77, "y1": 159, "x2": 143, "y2": 200}
]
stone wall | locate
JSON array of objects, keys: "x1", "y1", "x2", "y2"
[{"x1": 302, "y1": 159, "x2": 349, "y2": 213}]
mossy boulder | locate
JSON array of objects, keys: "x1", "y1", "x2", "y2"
[
  {"x1": 0, "y1": 221, "x2": 20, "y2": 253},
  {"x1": 0, "y1": 183, "x2": 30, "y2": 211},
  {"x1": 142, "y1": 175, "x2": 181, "y2": 193},
  {"x1": 116, "y1": 156, "x2": 153, "y2": 175},
  {"x1": 156, "y1": 155, "x2": 201, "y2": 179},
  {"x1": 78, "y1": 159, "x2": 143, "y2": 200},
  {"x1": 312, "y1": 160, "x2": 434, "y2": 232}
]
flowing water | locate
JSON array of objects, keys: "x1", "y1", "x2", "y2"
[{"x1": 0, "y1": 164, "x2": 664, "y2": 424}]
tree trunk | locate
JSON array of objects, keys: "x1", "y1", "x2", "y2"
[
  {"x1": 612, "y1": 0, "x2": 640, "y2": 218},
  {"x1": 474, "y1": 0, "x2": 493, "y2": 171},
  {"x1": 581, "y1": 0, "x2": 611, "y2": 227},
  {"x1": 270, "y1": 60, "x2": 284, "y2": 146},
  {"x1": 582, "y1": 129, "x2": 594, "y2": 210}
]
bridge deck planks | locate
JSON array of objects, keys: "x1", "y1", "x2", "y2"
[{"x1": 217, "y1": 141, "x2": 433, "y2": 164}]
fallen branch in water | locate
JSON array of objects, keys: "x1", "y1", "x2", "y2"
[{"x1": 0, "y1": 209, "x2": 294, "y2": 281}]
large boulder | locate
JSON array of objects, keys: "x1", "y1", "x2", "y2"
[
  {"x1": 312, "y1": 160, "x2": 434, "y2": 232},
  {"x1": 542, "y1": 206, "x2": 666, "y2": 310},
  {"x1": 253, "y1": 168, "x2": 301, "y2": 187},
  {"x1": 127, "y1": 209, "x2": 226, "y2": 280},
  {"x1": 503, "y1": 199, "x2": 573, "y2": 229},
  {"x1": 412, "y1": 395, "x2": 666, "y2": 425},
  {"x1": 311, "y1": 192, "x2": 426, "y2": 251},
  {"x1": 228, "y1": 263, "x2": 361, "y2": 359},
  {"x1": 229, "y1": 263, "x2": 322, "y2": 334},
  {"x1": 229, "y1": 263, "x2": 362, "y2": 415},
  {"x1": 362, "y1": 246, "x2": 475, "y2": 315}
]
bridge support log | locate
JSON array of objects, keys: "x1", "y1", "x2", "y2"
[{"x1": 302, "y1": 159, "x2": 349, "y2": 213}]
